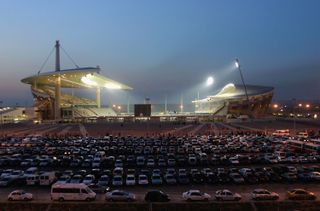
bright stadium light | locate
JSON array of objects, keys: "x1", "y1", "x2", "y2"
[
  {"x1": 104, "y1": 83, "x2": 122, "y2": 89},
  {"x1": 235, "y1": 59, "x2": 240, "y2": 68},
  {"x1": 81, "y1": 75, "x2": 97, "y2": 86},
  {"x1": 206, "y1": 76, "x2": 214, "y2": 86}
]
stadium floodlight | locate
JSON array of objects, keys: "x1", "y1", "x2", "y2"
[
  {"x1": 235, "y1": 59, "x2": 240, "y2": 68},
  {"x1": 81, "y1": 75, "x2": 97, "y2": 86},
  {"x1": 206, "y1": 76, "x2": 214, "y2": 86},
  {"x1": 104, "y1": 83, "x2": 122, "y2": 89}
]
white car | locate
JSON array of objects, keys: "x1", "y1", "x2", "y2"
[
  {"x1": 182, "y1": 190, "x2": 211, "y2": 201},
  {"x1": 251, "y1": 189, "x2": 279, "y2": 200},
  {"x1": 8, "y1": 190, "x2": 33, "y2": 201},
  {"x1": 309, "y1": 172, "x2": 320, "y2": 181},
  {"x1": 126, "y1": 175, "x2": 136, "y2": 186},
  {"x1": 112, "y1": 175, "x2": 123, "y2": 186},
  {"x1": 146, "y1": 159, "x2": 155, "y2": 167},
  {"x1": 9, "y1": 170, "x2": 24, "y2": 179},
  {"x1": 138, "y1": 175, "x2": 149, "y2": 185},
  {"x1": 215, "y1": 189, "x2": 241, "y2": 201},
  {"x1": 56, "y1": 175, "x2": 70, "y2": 184},
  {"x1": 82, "y1": 174, "x2": 95, "y2": 185}
]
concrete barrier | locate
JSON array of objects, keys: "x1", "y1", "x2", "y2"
[{"x1": 1, "y1": 201, "x2": 320, "y2": 211}]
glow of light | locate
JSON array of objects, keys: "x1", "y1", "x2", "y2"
[
  {"x1": 314, "y1": 114, "x2": 318, "y2": 119},
  {"x1": 273, "y1": 104, "x2": 278, "y2": 108},
  {"x1": 235, "y1": 59, "x2": 240, "y2": 68},
  {"x1": 105, "y1": 83, "x2": 122, "y2": 89},
  {"x1": 306, "y1": 104, "x2": 310, "y2": 108},
  {"x1": 298, "y1": 103, "x2": 302, "y2": 107},
  {"x1": 117, "y1": 106, "x2": 121, "y2": 110},
  {"x1": 112, "y1": 104, "x2": 116, "y2": 108},
  {"x1": 180, "y1": 105, "x2": 183, "y2": 109},
  {"x1": 206, "y1": 76, "x2": 214, "y2": 86},
  {"x1": 81, "y1": 75, "x2": 97, "y2": 86}
]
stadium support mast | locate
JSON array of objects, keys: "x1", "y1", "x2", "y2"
[
  {"x1": 54, "y1": 40, "x2": 61, "y2": 120},
  {"x1": 96, "y1": 87, "x2": 101, "y2": 108}
]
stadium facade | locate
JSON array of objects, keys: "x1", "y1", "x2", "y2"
[
  {"x1": 193, "y1": 83, "x2": 274, "y2": 118},
  {"x1": 21, "y1": 41, "x2": 132, "y2": 121}
]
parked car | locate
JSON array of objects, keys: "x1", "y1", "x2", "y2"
[
  {"x1": 97, "y1": 175, "x2": 109, "y2": 186},
  {"x1": 138, "y1": 174, "x2": 149, "y2": 185},
  {"x1": 105, "y1": 190, "x2": 135, "y2": 201},
  {"x1": 182, "y1": 190, "x2": 211, "y2": 201},
  {"x1": 8, "y1": 190, "x2": 33, "y2": 201},
  {"x1": 126, "y1": 174, "x2": 136, "y2": 186},
  {"x1": 151, "y1": 174, "x2": 163, "y2": 185},
  {"x1": 215, "y1": 189, "x2": 241, "y2": 201},
  {"x1": 145, "y1": 190, "x2": 170, "y2": 202},
  {"x1": 287, "y1": 189, "x2": 316, "y2": 200},
  {"x1": 88, "y1": 184, "x2": 110, "y2": 194},
  {"x1": 251, "y1": 189, "x2": 279, "y2": 200},
  {"x1": 82, "y1": 174, "x2": 95, "y2": 185},
  {"x1": 112, "y1": 175, "x2": 123, "y2": 186}
]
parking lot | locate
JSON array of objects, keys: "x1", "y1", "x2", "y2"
[{"x1": 0, "y1": 121, "x2": 320, "y2": 205}]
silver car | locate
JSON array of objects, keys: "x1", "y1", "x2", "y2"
[{"x1": 105, "y1": 190, "x2": 135, "y2": 202}]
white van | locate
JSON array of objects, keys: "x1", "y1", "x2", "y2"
[
  {"x1": 51, "y1": 183, "x2": 96, "y2": 201},
  {"x1": 26, "y1": 175, "x2": 39, "y2": 185},
  {"x1": 39, "y1": 172, "x2": 56, "y2": 186}
]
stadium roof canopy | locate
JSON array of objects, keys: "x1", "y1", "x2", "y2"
[
  {"x1": 194, "y1": 83, "x2": 274, "y2": 102},
  {"x1": 21, "y1": 67, "x2": 132, "y2": 90}
]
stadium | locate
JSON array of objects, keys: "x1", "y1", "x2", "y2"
[
  {"x1": 19, "y1": 41, "x2": 274, "y2": 122},
  {"x1": 193, "y1": 83, "x2": 274, "y2": 118},
  {"x1": 21, "y1": 41, "x2": 132, "y2": 121}
]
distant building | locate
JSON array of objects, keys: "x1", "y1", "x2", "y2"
[{"x1": 0, "y1": 107, "x2": 36, "y2": 124}]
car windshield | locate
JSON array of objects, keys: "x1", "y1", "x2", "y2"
[
  {"x1": 86, "y1": 188, "x2": 93, "y2": 193},
  {"x1": 114, "y1": 177, "x2": 121, "y2": 181}
]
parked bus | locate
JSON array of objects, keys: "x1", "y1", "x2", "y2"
[
  {"x1": 51, "y1": 183, "x2": 96, "y2": 201},
  {"x1": 272, "y1": 129, "x2": 290, "y2": 137},
  {"x1": 286, "y1": 140, "x2": 320, "y2": 153}
]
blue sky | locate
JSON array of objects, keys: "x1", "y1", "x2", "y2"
[{"x1": 0, "y1": 0, "x2": 319, "y2": 106}]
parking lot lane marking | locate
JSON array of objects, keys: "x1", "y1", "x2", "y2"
[
  {"x1": 79, "y1": 123, "x2": 88, "y2": 136},
  {"x1": 250, "y1": 201, "x2": 258, "y2": 211},
  {"x1": 45, "y1": 203, "x2": 52, "y2": 211}
]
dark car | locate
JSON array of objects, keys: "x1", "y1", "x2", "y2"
[
  {"x1": 177, "y1": 174, "x2": 190, "y2": 184},
  {"x1": 191, "y1": 172, "x2": 205, "y2": 184},
  {"x1": 88, "y1": 184, "x2": 110, "y2": 194},
  {"x1": 145, "y1": 190, "x2": 170, "y2": 202}
]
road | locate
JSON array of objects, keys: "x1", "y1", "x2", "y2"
[{"x1": 1, "y1": 183, "x2": 319, "y2": 203}]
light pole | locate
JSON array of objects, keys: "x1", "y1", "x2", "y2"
[
  {"x1": 235, "y1": 58, "x2": 250, "y2": 116},
  {"x1": 0, "y1": 101, "x2": 3, "y2": 138},
  {"x1": 235, "y1": 59, "x2": 249, "y2": 102},
  {"x1": 292, "y1": 98, "x2": 296, "y2": 136}
]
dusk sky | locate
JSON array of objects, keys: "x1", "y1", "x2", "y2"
[{"x1": 0, "y1": 0, "x2": 320, "y2": 106}]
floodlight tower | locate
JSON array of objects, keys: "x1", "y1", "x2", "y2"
[
  {"x1": 54, "y1": 40, "x2": 61, "y2": 120},
  {"x1": 235, "y1": 58, "x2": 249, "y2": 102}
]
